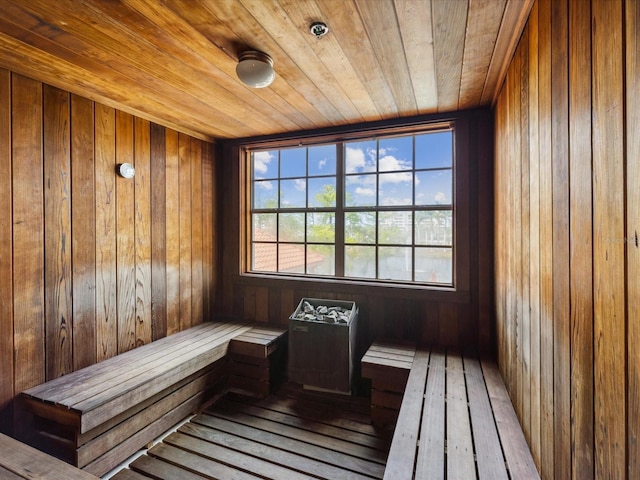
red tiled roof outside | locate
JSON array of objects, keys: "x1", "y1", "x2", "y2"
[{"x1": 252, "y1": 229, "x2": 325, "y2": 272}]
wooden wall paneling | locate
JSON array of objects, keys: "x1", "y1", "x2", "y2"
[
  {"x1": 438, "y1": 303, "x2": 458, "y2": 347},
  {"x1": 255, "y1": 287, "x2": 269, "y2": 323},
  {"x1": 201, "y1": 141, "x2": 214, "y2": 321},
  {"x1": 150, "y1": 123, "x2": 167, "y2": 340},
  {"x1": 268, "y1": 286, "x2": 281, "y2": 325},
  {"x1": 526, "y1": 1, "x2": 542, "y2": 467},
  {"x1": 592, "y1": 0, "x2": 626, "y2": 477},
  {"x1": 519, "y1": 27, "x2": 531, "y2": 441},
  {"x1": 178, "y1": 133, "x2": 192, "y2": 330},
  {"x1": 0, "y1": 68, "x2": 13, "y2": 432},
  {"x1": 537, "y1": 0, "x2": 555, "y2": 476},
  {"x1": 11, "y1": 74, "x2": 45, "y2": 392},
  {"x1": 243, "y1": 286, "x2": 256, "y2": 320},
  {"x1": 494, "y1": 88, "x2": 506, "y2": 375},
  {"x1": 280, "y1": 288, "x2": 295, "y2": 327},
  {"x1": 95, "y1": 103, "x2": 117, "y2": 361},
  {"x1": 134, "y1": 117, "x2": 152, "y2": 346},
  {"x1": 71, "y1": 94, "x2": 96, "y2": 370},
  {"x1": 626, "y1": 1, "x2": 640, "y2": 477},
  {"x1": 165, "y1": 128, "x2": 180, "y2": 335},
  {"x1": 115, "y1": 111, "x2": 136, "y2": 353},
  {"x1": 190, "y1": 139, "x2": 203, "y2": 326},
  {"x1": 43, "y1": 84, "x2": 73, "y2": 380},
  {"x1": 455, "y1": 117, "x2": 471, "y2": 299},
  {"x1": 568, "y1": 0, "x2": 594, "y2": 478},
  {"x1": 550, "y1": 1, "x2": 571, "y2": 478}
]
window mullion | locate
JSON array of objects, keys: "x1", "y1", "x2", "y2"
[{"x1": 335, "y1": 142, "x2": 345, "y2": 276}]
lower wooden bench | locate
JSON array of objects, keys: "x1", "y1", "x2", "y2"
[
  {"x1": 228, "y1": 324, "x2": 288, "y2": 398},
  {"x1": 0, "y1": 433, "x2": 98, "y2": 479},
  {"x1": 16, "y1": 320, "x2": 253, "y2": 477},
  {"x1": 383, "y1": 347, "x2": 540, "y2": 480},
  {"x1": 361, "y1": 340, "x2": 416, "y2": 428}
]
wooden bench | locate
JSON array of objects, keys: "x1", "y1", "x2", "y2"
[
  {"x1": 361, "y1": 340, "x2": 416, "y2": 428},
  {"x1": 382, "y1": 347, "x2": 540, "y2": 479},
  {"x1": 228, "y1": 324, "x2": 288, "y2": 398},
  {"x1": 0, "y1": 433, "x2": 99, "y2": 479},
  {"x1": 16, "y1": 320, "x2": 254, "y2": 477}
]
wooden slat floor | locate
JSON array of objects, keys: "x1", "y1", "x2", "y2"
[{"x1": 110, "y1": 384, "x2": 391, "y2": 480}]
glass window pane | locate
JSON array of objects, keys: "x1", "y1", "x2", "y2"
[
  {"x1": 253, "y1": 180, "x2": 278, "y2": 208},
  {"x1": 308, "y1": 145, "x2": 336, "y2": 176},
  {"x1": 279, "y1": 213, "x2": 304, "y2": 242},
  {"x1": 379, "y1": 211, "x2": 412, "y2": 245},
  {"x1": 345, "y1": 140, "x2": 376, "y2": 174},
  {"x1": 379, "y1": 136, "x2": 412, "y2": 171},
  {"x1": 379, "y1": 172, "x2": 413, "y2": 206},
  {"x1": 253, "y1": 213, "x2": 277, "y2": 241},
  {"x1": 278, "y1": 243, "x2": 306, "y2": 273},
  {"x1": 415, "y1": 131, "x2": 452, "y2": 169},
  {"x1": 345, "y1": 211, "x2": 376, "y2": 244},
  {"x1": 307, "y1": 212, "x2": 335, "y2": 243},
  {"x1": 253, "y1": 150, "x2": 278, "y2": 179},
  {"x1": 346, "y1": 174, "x2": 376, "y2": 206},
  {"x1": 308, "y1": 178, "x2": 336, "y2": 207},
  {"x1": 280, "y1": 178, "x2": 306, "y2": 208},
  {"x1": 345, "y1": 245, "x2": 376, "y2": 278},
  {"x1": 379, "y1": 246, "x2": 412, "y2": 281},
  {"x1": 280, "y1": 147, "x2": 306, "y2": 177},
  {"x1": 252, "y1": 242, "x2": 276, "y2": 272},
  {"x1": 415, "y1": 247, "x2": 452, "y2": 284},
  {"x1": 415, "y1": 170, "x2": 452, "y2": 205},
  {"x1": 415, "y1": 211, "x2": 453, "y2": 246},
  {"x1": 307, "y1": 245, "x2": 335, "y2": 275}
]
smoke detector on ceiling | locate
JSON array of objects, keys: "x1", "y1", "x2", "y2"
[{"x1": 310, "y1": 22, "x2": 329, "y2": 39}]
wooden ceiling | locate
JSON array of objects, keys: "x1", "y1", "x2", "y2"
[{"x1": 0, "y1": 0, "x2": 533, "y2": 141}]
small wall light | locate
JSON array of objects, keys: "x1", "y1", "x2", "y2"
[
  {"x1": 117, "y1": 163, "x2": 135, "y2": 179},
  {"x1": 236, "y1": 50, "x2": 275, "y2": 88}
]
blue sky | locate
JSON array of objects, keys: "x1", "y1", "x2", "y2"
[{"x1": 252, "y1": 131, "x2": 452, "y2": 209}]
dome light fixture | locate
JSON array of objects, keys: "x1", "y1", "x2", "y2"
[{"x1": 236, "y1": 50, "x2": 275, "y2": 88}]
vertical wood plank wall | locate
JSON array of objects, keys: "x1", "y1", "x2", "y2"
[
  {"x1": 0, "y1": 70, "x2": 217, "y2": 434},
  {"x1": 494, "y1": 0, "x2": 639, "y2": 478},
  {"x1": 221, "y1": 109, "x2": 494, "y2": 351}
]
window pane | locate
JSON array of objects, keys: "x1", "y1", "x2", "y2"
[
  {"x1": 280, "y1": 147, "x2": 306, "y2": 177},
  {"x1": 415, "y1": 170, "x2": 452, "y2": 205},
  {"x1": 307, "y1": 212, "x2": 335, "y2": 243},
  {"x1": 252, "y1": 242, "x2": 276, "y2": 272},
  {"x1": 280, "y1": 178, "x2": 306, "y2": 208},
  {"x1": 279, "y1": 213, "x2": 304, "y2": 242},
  {"x1": 379, "y1": 136, "x2": 412, "y2": 171},
  {"x1": 415, "y1": 211, "x2": 452, "y2": 246},
  {"x1": 345, "y1": 140, "x2": 376, "y2": 173},
  {"x1": 415, "y1": 131, "x2": 452, "y2": 169},
  {"x1": 345, "y1": 211, "x2": 376, "y2": 244},
  {"x1": 346, "y1": 174, "x2": 376, "y2": 206},
  {"x1": 278, "y1": 243, "x2": 306, "y2": 273},
  {"x1": 308, "y1": 245, "x2": 335, "y2": 275},
  {"x1": 253, "y1": 213, "x2": 277, "y2": 240},
  {"x1": 415, "y1": 247, "x2": 452, "y2": 284},
  {"x1": 308, "y1": 145, "x2": 336, "y2": 176},
  {"x1": 345, "y1": 245, "x2": 376, "y2": 278},
  {"x1": 379, "y1": 172, "x2": 413, "y2": 206},
  {"x1": 308, "y1": 178, "x2": 336, "y2": 207},
  {"x1": 253, "y1": 180, "x2": 278, "y2": 208},
  {"x1": 379, "y1": 246, "x2": 412, "y2": 281},
  {"x1": 253, "y1": 150, "x2": 278, "y2": 179},
  {"x1": 379, "y1": 211, "x2": 412, "y2": 245}
]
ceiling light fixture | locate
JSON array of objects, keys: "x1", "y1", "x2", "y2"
[
  {"x1": 236, "y1": 50, "x2": 275, "y2": 88},
  {"x1": 310, "y1": 22, "x2": 329, "y2": 39}
]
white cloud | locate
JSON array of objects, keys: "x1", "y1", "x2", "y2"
[
  {"x1": 379, "y1": 171, "x2": 413, "y2": 184},
  {"x1": 434, "y1": 192, "x2": 446, "y2": 203},
  {"x1": 318, "y1": 159, "x2": 326, "y2": 169},
  {"x1": 379, "y1": 155, "x2": 410, "y2": 172},
  {"x1": 294, "y1": 179, "x2": 306, "y2": 191},
  {"x1": 253, "y1": 151, "x2": 274, "y2": 175},
  {"x1": 345, "y1": 147, "x2": 366, "y2": 173},
  {"x1": 256, "y1": 180, "x2": 273, "y2": 190},
  {"x1": 355, "y1": 187, "x2": 375, "y2": 196}
]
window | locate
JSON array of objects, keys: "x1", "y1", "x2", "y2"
[{"x1": 248, "y1": 127, "x2": 454, "y2": 286}]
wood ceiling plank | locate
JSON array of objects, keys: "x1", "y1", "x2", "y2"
[
  {"x1": 316, "y1": 0, "x2": 398, "y2": 119},
  {"x1": 482, "y1": 0, "x2": 535, "y2": 105},
  {"x1": 459, "y1": 0, "x2": 506, "y2": 109},
  {"x1": 278, "y1": 0, "x2": 383, "y2": 122},
  {"x1": 238, "y1": 0, "x2": 362, "y2": 122},
  {"x1": 394, "y1": 0, "x2": 438, "y2": 114},
  {"x1": 432, "y1": 0, "x2": 469, "y2": 112},
  {"x1": 355, "y1": 0, "x2": 418, "y2": 115}
]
